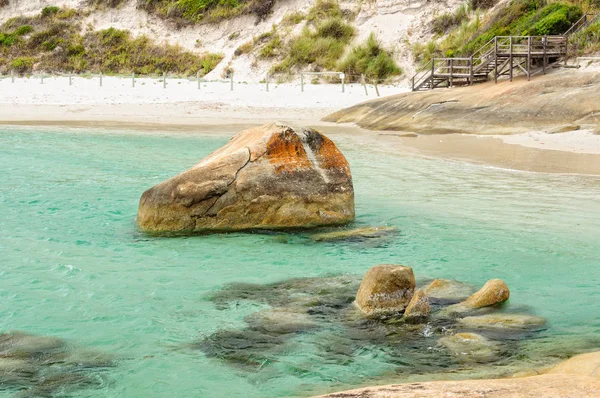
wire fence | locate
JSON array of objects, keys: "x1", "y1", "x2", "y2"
[{"x1": 0, "y1": 70, "x2": 407, "y2": 97}]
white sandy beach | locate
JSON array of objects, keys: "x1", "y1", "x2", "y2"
[{"x1": 1, "y1": 74, "x2": 600, "y2": 175}]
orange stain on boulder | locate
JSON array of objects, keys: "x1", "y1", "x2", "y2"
[
  {"x1": 266, "y1": 130, "x2": 311, "y2": 174},
  {"x1": 314, "y1": 135, "x2": 351, "y2": 171}
]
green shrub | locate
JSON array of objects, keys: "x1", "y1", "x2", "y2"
[
  {"x1": 0, "y1": 32, "x2": 16, "y2": 46},
  {"x1": 569, "y1": 20, "x2": 600, "y2": 55},
  {"x1": 11, "y1": 57, "x2": 34, "y2": 72},
  {"x1": 340, "y1": 34, "x2": 401, "y2": 81},
  {"x1": 41, "y1": 6, "x2": 61, "y2": 17},
  {"x1": 15, "y1": 25, "x2": 33, "y2": 36}
]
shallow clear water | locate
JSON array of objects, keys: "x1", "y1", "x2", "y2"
[{"x1": 1, "y1": 126, "x2": 599, "y2": 397}]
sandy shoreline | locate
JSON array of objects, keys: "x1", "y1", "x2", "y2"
[{"x1": 2, "y1": 76, "x2": 600, "y2": 175}]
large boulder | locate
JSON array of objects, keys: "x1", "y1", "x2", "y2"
[
  {"x1": 137, "y1": 123, "x2": 355, "y2": 233},
  {"x1": 355, "y1": 265, "x2": 415, "y2": 317}
]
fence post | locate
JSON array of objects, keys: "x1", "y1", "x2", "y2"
[
  {"x1": 449, "y1": 59, "x2": 454, "y2": 88},
  {"x1": 197, "y1": 71, "x2": 201, "y2": 90},
  {"x1": 374, "y1": 79, "x2": 380, "y2": 97},
  {"x1": 266, "y1": 72, "x2": 269, "y2": 92},
  {"x1": 362, "y1": 74, "x2": 368, "y2": 95},
  {"x1": 100, "y1": 72, "x2": 103, "y2": 87},
  {"x1": 11, "y1": 70, "x2": 14, "y2": 83},
  {"x1": 132, "y1": 72, "x2": 135, "y2": 88},
  {"x1": 230, "y1": 73, "x2": 233, "y2": 91},
  {"x1": 300, "y1": 73, "x2": 304, "y2": 92},
  {"x1": 69, "y1": 72, "x2": 72, "y2": 86},
  {"x1": 41, "y1": 74, "x2": 44, "y2": 84},
  {"x1": 341, "y1": 73, "x2": 345, "y2": 93},
  {"x1": 430, "y1": 59, "x2": 435, "y2": 90},
  {"x1": 163, "y1": 72, "x2": 166, "y2": 88}
]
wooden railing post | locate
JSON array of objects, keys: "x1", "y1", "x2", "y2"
[
  {"x1": 527, "y1": 36, "x2": 531, "y2": 81},
  {"x1": 509, "y1": 36, "x2": 513, "y2": 82},
  {"x1": 494, "y1": 37, "x2": 498, "y2": 84},
  {"x1": 430, "y1": 59, "x2": 435, "y2": 90},
  {"x1": 469, "y1": 55, "x2": 474, "y2": 85},
  {"x1": 412, "y1": 75, "x2": 415, "y2": 91},
  {"x1": 543, "y1": 35, "x2": 547, "y2": 75},
  {"x1": 449, "y1": 59, "x2": 453, "y2": 88}
]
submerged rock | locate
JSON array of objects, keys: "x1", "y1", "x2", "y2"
[
  {"x1": 404, "y1": 289, "x2": 430, "y2": 320},
  {"x1": 459, "y1": 313, "x2": 547, "y2": 330},
  {"x1": 0, "y1": 331, "x2": 65, "y2": 359},
  {"x1": 310, "y1": 226, "x2": 397, "y2": 242},
  {"x1": 137, "y1": 123, "x2": 355, "y2": 234},
  {"x1": 438, "y1": 332, "x2": 502, "y2": 363},
  {"x1": 423, "y1": 279, "x2": 476, "y2": 304},
  {"x1": 245, "y1": 308, "x2": 319, "y2": 334},
  {"x1": 355, "y1": 265, "x2": 415, "y2": 317}
]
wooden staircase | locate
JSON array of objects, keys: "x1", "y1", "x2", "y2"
[{"x1": 411, "y1": 13, "x2": 600, "y2": 92}]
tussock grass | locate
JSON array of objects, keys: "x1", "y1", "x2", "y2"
[
  {"x1": 0, "y1": 7, "x2": 223, "y2": 75},
  {"x1": 281, "y1": 11, "x2": 305, "y2": 26},
  {"x1": 432, "y1": 4, "x2": 470, "y2": 35},
  {"x1": 340, "y1": 34, "x2": 401, "y2": 82},
  {"x1": 570, "y1": 19, "x2": 600, "y2": 55}
]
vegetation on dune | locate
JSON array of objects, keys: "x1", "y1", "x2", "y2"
[
  {"x1": 0, "y1": 7, "x2": 223, "y2": 75},
  {"x1": 339, "y1": 34, "x2": 402, "y2": 82},
  {"x1": 570, "y1": 19, "x2": 600, "y2": 55},
  {"x1": 231, "y1": 0, "x2": 401, "y2": 81},
  {"x1": 136, "y1": 0, "x2": 276, "y2": 25},
  {"x1": 415, "y1": 0, "x2": 585, "y2": 64},
  {"x1": 0, "y1": 0, "x2": 9, "y2": 8}
]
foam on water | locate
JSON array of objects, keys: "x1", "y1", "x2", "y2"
[{"x1": 1, "y1": 126, "x2": 599, "y2": 397}]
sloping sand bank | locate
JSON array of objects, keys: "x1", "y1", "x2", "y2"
[
  {"x1": 316, "y1": 351, "x2": 600, "y2": 398},
  {"x1": 324, "y1": 69, "x2": 600, "y2": 135}
]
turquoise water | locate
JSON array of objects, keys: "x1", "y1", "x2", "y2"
[{"x1": 1, "y1": 125, "x2": 600, "y2": 397}]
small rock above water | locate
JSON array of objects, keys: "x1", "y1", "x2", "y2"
[
  {"x1": 464, "y1": 279, "x2": 510, "y2": 308},
  {"x1": 403, "y1": 289, "x2": 430, "y2": 320},
  {"x1": 310, "y1": 226, "x2": 397, "y2": 242},
  {"x1": 355, "y1": 265, "x2": 415, "y2": 317},
  {"x1": 137, "y1": 123, "x2": 355, "y2": 234}
]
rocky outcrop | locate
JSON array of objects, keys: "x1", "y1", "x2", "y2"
[
  {"x1": 316, "y1": 352, "x2": 600, "y2": 397},
  {"x1": 324, "y1": 70, "x2": 600, "y2": 136},
  {"x1": 355, "y1": 265, "x2": 415, "y2": 316},
  {"x1": 403, "y1": 289, "x2": 430, "y2": 319},
  {"x1": 137, "y1": 123, "x2": 355, "y2": 234}
]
